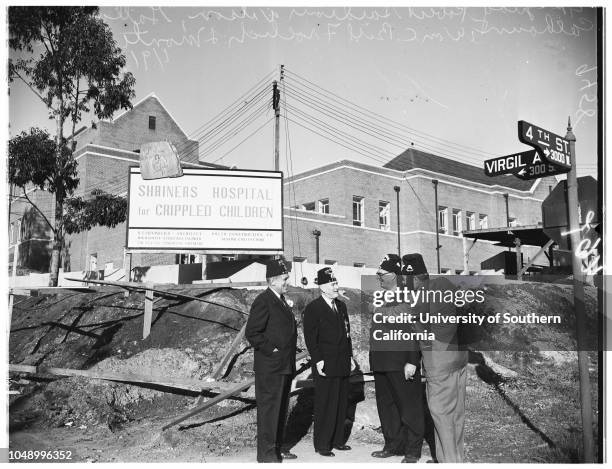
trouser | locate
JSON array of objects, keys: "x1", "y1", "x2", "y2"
[
  {"x1": 425, "y1": 366, "x2": 467, "y2": 463},
  {"x1": 254, "y1": 372, "x2": 292, "y2": 463},
  {"x1": 373, "y1": 371, "x2": 424, "y2": 457},
  {"x1": 312, "y1": 374, "x2": 349, "y2": 451}
]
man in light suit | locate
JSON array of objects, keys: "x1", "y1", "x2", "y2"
[
  {"x1": 245, "y1": 258, "x2": 298, "y2": 463},
  {"x1": 303, "y1": 267, "x2": 356, "y2": 457},
  {"x1": 404, "y1": 253, "x2": 469, "y2": 463}
]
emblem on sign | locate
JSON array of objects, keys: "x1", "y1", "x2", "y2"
[{"x1": 140, "y1": 141, "x2": 183, "y2": 180}]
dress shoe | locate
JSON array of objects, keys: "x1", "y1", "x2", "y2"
[
  {"x1": 371, "y1": 449, "x2": 397, "y2": 458},
  {"x1": 333, "y1": 445, "x2": 351, "y2": 451},
  {"x1": 316, "y1": 450, "x2": 335, "y2": 457},
  {"x1": 401, "y1": 455, "x2": 419, "y2": 463},
  {"x1": 280, "y1": 451, "x2": 298, "y2": 460}
]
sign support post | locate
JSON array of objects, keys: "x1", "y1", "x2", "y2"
[{"x1": 564, "y1": 119, "x2": 594, "y2": 462}]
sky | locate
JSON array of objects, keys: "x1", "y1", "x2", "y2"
[{"x1": 8, "y1": 6, "x2": 600, "y2": 179}]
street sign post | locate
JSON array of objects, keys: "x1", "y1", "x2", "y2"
[{"x1": 518, "y1": 120, "x2": 572, "y2": 169}]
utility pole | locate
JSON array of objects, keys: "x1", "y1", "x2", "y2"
[
  {"x1": 394, "y1": 186, "x2": 401, "y2": 258},
  {"x1": 272, "y1": 80, "x2": 280, "y2": 172},
  {"x1": 564, "y1": 117, "x2": 594, "y2": 463},
  {"x1": 432, "y1": 179, "x2": 441, "y2": 274},
  {"x1": 272, "y1": 65, "x2": 284, "y2": 172}
]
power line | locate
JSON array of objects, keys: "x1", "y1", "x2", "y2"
[
  {"x1": 208, "y1": 117, "x2": 274, "y2": 165},
  {"x1": 284, "y1": 82, "x2": 491, "y2": 167},
  {"x1": 284, "y1": 68, "x2": 502, "y2": 160}
]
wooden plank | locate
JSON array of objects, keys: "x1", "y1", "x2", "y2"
[
  {"x1": 143, "y1": 286, "x2": 154, "y2": 339},
  {"x1": 519, "y1": 239, "x2": 554, "y2": 276},
  {"x1": 162, "y1": 350, "x2": 309, "y2": 431},
  {"x1": 8, "y1": 363, "x2": 228, "y2": 393},
  {"x1": 211, "y1": 322, "x2": 246, "y2": 380},
  {"x1": 63, "y1": 277, "x2": 248, "y2": 316},
  {"x1": 10, "y1": 286, "x2": 99, "y2": 296}
]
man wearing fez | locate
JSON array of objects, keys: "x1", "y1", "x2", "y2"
[
  {"x1": 370, "y1": 254, "x2": 424, "y2": 463},
  {"x1": 245, "y1": 258, "x2": 298, "y2": 463},
  {"x1": 403, "y1": 253, "x2": 468, "y2": 463},
  {"x1": 303, "y1": 267, "x2": 356, "y2": 457}
]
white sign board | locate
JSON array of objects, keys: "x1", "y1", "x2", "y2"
[{"x1": 126, "y1": 167, "x2": 283, "y2": 252}]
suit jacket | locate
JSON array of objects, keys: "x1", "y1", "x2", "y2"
[
  {"x1": 303, "y1": 296, "x2": 353, "y2": 377},
  {"x1": 245, "y1": 288, "x2": 297, "y2": 375},
  {"x1": 414, "y1": 277, "x2": 468, "y2": 378},
  {"x1": 369, "y1": 301, "x2": 420, "y2": 373}
]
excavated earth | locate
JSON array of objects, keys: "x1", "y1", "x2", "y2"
[{"x1": 8, "y1": 282, "x2": 601, "y2": 463}]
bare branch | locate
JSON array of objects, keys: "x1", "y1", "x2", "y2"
[{"x1": 20, "y1": 187, "x2": 57, "y2": 235}]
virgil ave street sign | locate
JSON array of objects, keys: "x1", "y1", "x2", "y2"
[
  {"x1": 483, "y1": 150, "x2": 538, "y2": 177},
  {"x1": 483, "y1": 149, "x2": 568, "y2": 180},
  {"x1": 518, "y1": 120, "x2": 572, "y2": 169},
  {"x1": 514, "y1": 157, "x2": 569, "y2": 180}
]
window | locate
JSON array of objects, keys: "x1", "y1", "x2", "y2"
[
  {"x1": 318, "y1": 199, "x2": 329, "y2": 214},
  {"x1": 179, "y1": 254, "x2": 199, "y2": 264},
  {"x1": 324, "y1": 259, "x2": 337, "y2": 265},
  {"x1": 479, "y1": 214, "x2": 488, "y2": 229},
  {"x1": 452, "y1": 209, "x2": 462, "y2": 236},
  {"x1": 353, "y1": 196, "x2": 364, "y2": 226},
  {"x1": 379, "y1": 201, "x2": 391, "y2": 231},
  {"x1": 353, "y1": 262, "x2": 366, "y2": 268},
  {"x1": 466, "y1": 211, "x2": 475, "y2": 231},
  {"x1": 438, "y1": 206, "x2": 448, "y2": 234},
  {"x1": 148, "y1": 116, "x2": 156, "y2": 130},
  {"x1": 302, "y1": 202, "x2": 315, "y2": 211},
  {"x1": 509, "y1": 217, "x2": 518, "y2": 227}
]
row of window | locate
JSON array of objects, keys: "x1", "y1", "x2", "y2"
[
  {"x1": 298, "y1": 197, "x2": 392, "y2": 231},
  {"x1": 437, "y1": 207, "x2": 518, "y2": 236},
  {"x1": 298, "y1": 198, "x2": 520, "y2": 235}
]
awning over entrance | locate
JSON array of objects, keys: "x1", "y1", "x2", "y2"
[
  {"x1": 461, "y1": 225, "x2": 555, "y2": 278},
  {"x1": 462, "y1": 224, "x2": 552, "y2": 248}
]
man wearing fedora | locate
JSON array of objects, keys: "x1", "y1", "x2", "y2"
[
  {"x1": 402, "y1": 253, "x2": 468, "y2": 463},
  {"x1": 303, "y1": 267, "x2": 356, "y2": 457},
  {"x1": 245, "y1": 258, "x2": 298, "y2": 463},
  {"x1": 370, "y1": 254, "x2": 424, "y2": 463}
]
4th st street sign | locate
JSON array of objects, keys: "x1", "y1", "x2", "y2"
[
  {"x1": 483, "y1": 149, "x2": 569, "y2": 180},
  {"x1": 518, "y1": 120, "x2": 572, "y2": 169}
]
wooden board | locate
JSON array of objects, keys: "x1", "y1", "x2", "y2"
[{"x1": 8, "y1": 364, "x2": 232, "y2": 393}]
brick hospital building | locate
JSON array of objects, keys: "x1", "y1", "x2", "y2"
[{"x1": 10, "y1": 93, "x2": 560, "y2": 277}]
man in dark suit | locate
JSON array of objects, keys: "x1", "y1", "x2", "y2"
[
  {"x1": 245, "y1": 258, "x2": 298, "y2": 463},
  {"x1": 303, "y1": 267, "x2": 356, "y2": 457},
  {"x1": 370, "y1": 254, "x2": 424, "y2": 463}
]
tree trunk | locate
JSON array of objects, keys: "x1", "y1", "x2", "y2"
[
  {"x1": 48, "y1": 197, "x2": 63, "y2": 287},
  {"x1": 48, "y1": 111, "x2": 64, "y2": 287}
]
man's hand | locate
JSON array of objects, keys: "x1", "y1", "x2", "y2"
[
  {"x1": 350, "y1": 357, "x2": 358, "y2": 371},
  {"x1": 316, "y1": 360, "x2": 326, "y2": 376},
  {"x1": 404, "y1": 363, "x2": 417, "y2": 380}
]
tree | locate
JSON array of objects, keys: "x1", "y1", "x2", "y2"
[
  {"x1": 9, "y1": 7, "x2": 136, "y2": 286},
  {"x1": 9, "y1": 129, "x2": 128, "y2": 273}
]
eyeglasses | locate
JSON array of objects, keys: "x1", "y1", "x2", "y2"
[{"x1": 376, "y1": 272, "x2": 396, "y2": 279}]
